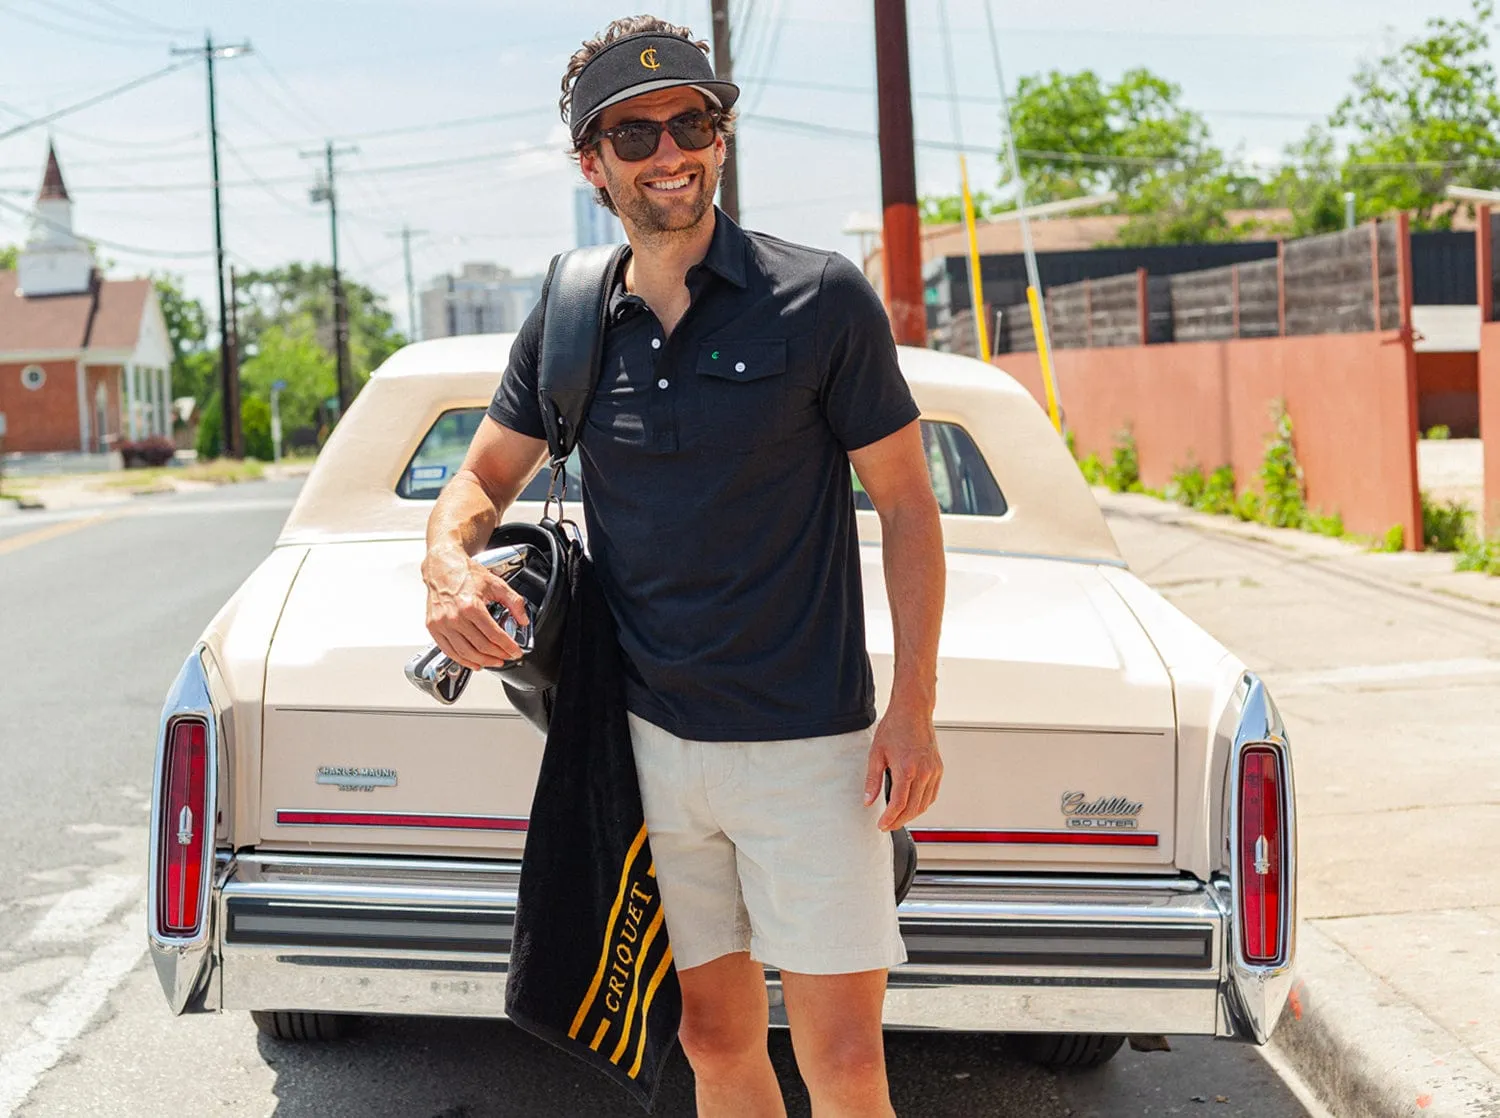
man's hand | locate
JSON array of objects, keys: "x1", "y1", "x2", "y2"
[
  {"x1": 863, "y1": 700, "x2": 943, "y2": 832},
  {"x1": 422, "y1": 543, "x2": 531, "y2": 670}
]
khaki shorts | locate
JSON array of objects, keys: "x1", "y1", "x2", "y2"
[{"x1": 627, "y1": 712, "x2": 908, "y2": 975}]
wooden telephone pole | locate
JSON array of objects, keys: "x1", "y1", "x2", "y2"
[
  {"x1": 873, "y1": 0, "x2": 925, "y2": 345},
  {"x1": 710, "y1": 0, "x2": 741, "y2": 223}
]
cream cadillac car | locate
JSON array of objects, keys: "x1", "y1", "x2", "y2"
[{"x1": 148, "y1": 334, "x2": 1295, "y2": 1066}]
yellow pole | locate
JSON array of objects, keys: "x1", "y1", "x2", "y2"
[
  {"x1": 959, "y1": 155, "x2": 990, "y2": 362},
  {"x1": 1027, "y1": 285, "x2": 1062, "y2": 432}
]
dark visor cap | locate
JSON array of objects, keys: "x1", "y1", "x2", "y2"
[{"x1": 569, "y1": 32, "x2": 740, "y2": 141}]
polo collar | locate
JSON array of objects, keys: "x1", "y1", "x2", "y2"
[{"x1": 692, "y1": 206, "x2": 748, "y2": 289}]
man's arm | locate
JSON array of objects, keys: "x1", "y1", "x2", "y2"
[
  {"x1": 421, "y1": 416, "x2": 549, "y2": 670},
  {"x1": 848, "y1": 419, "x2": 946, "y2": 831}
]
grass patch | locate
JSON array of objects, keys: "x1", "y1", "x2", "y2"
[
  {"x1": 1421, "y1": 492, "x2": 1472, "y2": 553},
  {"x1": 1457, "y1": 535, "x2": 1500, "y2": 576},
  {"x1": 180, "y1": 459, "x2": 266, "y2": 484},
  {"x1": 1104, "y1": 427, "x2": 1142, "y2": 493}
]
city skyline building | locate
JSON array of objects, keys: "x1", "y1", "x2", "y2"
[
  {"x1": 419, "y1": 262, "x2": 544, "y2": 341},
  {"x1": 574, "y1": 184, "x2": 624, "y2": 248}
]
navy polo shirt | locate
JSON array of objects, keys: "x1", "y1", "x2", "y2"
[{"x1": 488, "y1": 209, "x2": 919, "y2": 741}]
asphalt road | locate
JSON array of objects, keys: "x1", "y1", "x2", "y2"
[{"x1": 0, "y1": 481, "x2": 1311, "y2": 1117}]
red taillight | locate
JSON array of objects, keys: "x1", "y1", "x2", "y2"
[
  {"x1": 1238, "y1": 746, "x2": 1284, "y2": 964},
  {"x1": 158, "y1": 718, "x2": 208, "y2": 935}
]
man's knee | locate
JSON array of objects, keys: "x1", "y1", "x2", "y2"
[
  {"x1": 795, "y1": 1028, "x2": 886, "y2": 1090},
  {"x1": 676, "y1": 953, "x2": 769, "y2": 1074}
]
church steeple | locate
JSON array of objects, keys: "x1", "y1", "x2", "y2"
[
  {"x1": 17, "y1": 141, "x2": 94, "y2": 297},
  {"x1": 39, "y1": 142, "x2": 70, "y2": 202}
]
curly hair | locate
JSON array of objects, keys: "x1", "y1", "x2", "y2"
[{"x1": 560, "y1": 14, "x2": 737, "y2": 215}]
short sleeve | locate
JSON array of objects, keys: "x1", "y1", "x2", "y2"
[
  {"x1": 815, "y1": 253, "x2": 921, "y2": 452},
  {"x1": 486, "y1": 296, "x2": 547, "y2": 440}
]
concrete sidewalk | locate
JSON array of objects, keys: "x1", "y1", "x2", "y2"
[{"x1": 1096, "y1": 490, "x2": 1500, "y2": 1118}]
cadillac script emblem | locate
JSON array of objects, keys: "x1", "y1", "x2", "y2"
[
  {"x1": 1061, "y1": 791, "x2": 1143, "y2": 830},
  {"x1": 316, "y1": 766, "x2": 397, "y2": 792}
]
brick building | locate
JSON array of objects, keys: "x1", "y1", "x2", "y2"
[{"x1": 0, "y1": 145, "x2": 172, "y2": 454}]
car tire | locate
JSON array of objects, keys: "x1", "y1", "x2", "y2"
[
  {"x1": 250, "y1": 1010, "x2": 352, "y2": 1041},
  {"x1": 1011, "y1": 1033, "x2": 1125, "y2": 1069}
]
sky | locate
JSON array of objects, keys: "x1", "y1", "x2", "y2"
[{"x1": 0, "y1": 0, "x2": 1483, "y2": 338}]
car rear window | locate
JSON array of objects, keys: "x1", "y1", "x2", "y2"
[
  {"x1": 399, "y1": 409, "x2": 1005, "y2": 516},
  {"x1": 396, "y1": 407, "x2": 578, "y2": 502},
  {"x1": 853, "y1": 420, "x2": 1007, "y2": 516}
]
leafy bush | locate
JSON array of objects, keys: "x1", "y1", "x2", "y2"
[
  {"x1": 1258, "y1": 406, "x2": 1306, "y2": 528},
  {"x1": 1456, "y1": 535, "x2": 1500, "y2": 576},
  {"x1": 195, "y1": 394, "x2": 222, "y2": 460},
  {"x1": 1424, "y1": 424, "x2": 1451, "y2": 440},
  {"x1": 117, "y1": 436, "x2": 176, "y2": 468},
  {"x1": 1104, "y1": 428, "x2": 1141, "y2": 493},
  {"x1": 1421, "y1": 492, "x2": 1473, "y2": 552},
  {"x1": 1231, "y1": 490, "x2": 1261, "y2": 522},
  {"x1": 1078, "y1": 453, "x2": 1105, "y2": 486},
  {"x1": 1199, "y1": 466, "x2": 1238, "y2": 516},
  {"x1": 242, "y1": 396, "x2": 275, "y2": 462},
  {"x1": 1378, "y1": 524, "x2": 1405, "y2": 552},
  {"x1": 1168, "y1": 462, "x2": 1206, "y2": 507},
  {"x1": 1303, "y1": 509, "x2": 1345, "y2": 538}
]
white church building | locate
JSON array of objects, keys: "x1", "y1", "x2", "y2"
[{"x1": 0, "y1": 144, "x2": 173, "y2": 454}]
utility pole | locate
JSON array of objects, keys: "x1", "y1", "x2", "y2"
[
  {"x1": 710, "y1": 0, "x2": 740, "y2": 223},
  {"x1": 303, "y1": 141, "x2": 358, "y2": 418},
  {"x1": 172, "y1": 34, "x2": 252, "y2": 458},
  {"x1": 387, "y1": 225, "x2": 427, "y2": 342},
  {"x1": 873, "y1": 0, "x2": 925, "y2": 345}
]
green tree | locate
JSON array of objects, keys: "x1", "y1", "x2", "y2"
[
  {"x1": 0, "y1": 245, "x2": 17, "y2": 271},
  {"x1": 153, "y1": 273, "x2": 217, "y2": 406},
  {"x1": 1266, "y1": 127, "x2": 1350, "y2": 236},
  {"x1": 239, "y1": 321, "x2": 337, "y2": 433},
  {"x1": 920, "y1": 67, "x2": 1256, "y2": 244},
  {"x1": 1333, "y1": 0, "x2": 1500, "y2": 229},
  {"x1": 235, "y1": 264, "x2": 406, "y2": 396},
  {"x1": 241, "y1": 396, "x2": 274, "y2": 461}
]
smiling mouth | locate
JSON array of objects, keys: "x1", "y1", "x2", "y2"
[{"x1": 643, "y1": 172, "x2": 696, "y2": 194}]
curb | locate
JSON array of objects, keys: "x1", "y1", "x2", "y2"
[{"x1": 1272, "y1": 924, "x2": 1500, "y2": 1117}]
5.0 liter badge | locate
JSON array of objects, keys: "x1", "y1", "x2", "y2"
[{"x1": 1061, "y1": 791, "x2": 1143, "y2": 830}]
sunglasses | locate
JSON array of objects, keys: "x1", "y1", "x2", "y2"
[{"x1": 589, "y1": 109, "x2": 721, "y2": 162}]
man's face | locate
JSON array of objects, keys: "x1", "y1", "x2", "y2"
[{"x1": 580, "y1": 87, "x2": 724, "y2": 235}]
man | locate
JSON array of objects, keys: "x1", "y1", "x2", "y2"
[{"x1": 423, "y1": 15, "x2": 945, "y2": 1117}]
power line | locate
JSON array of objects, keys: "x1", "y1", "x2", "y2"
[
  {"x1": 255, "y1": 53, "x2": 333, "y2": 134},
  {"x1": 82, "y1": 0, "x2": 195, "y2": 36},
  {"x1": 0, "y1": 193, "x2": 214, "y2": 256},
  {"x1": 0, "y1": 0, "x2": 162, "y2": 45},
  {"x1": 0, "y1": 59, "x2": 195, "y2": 144}
]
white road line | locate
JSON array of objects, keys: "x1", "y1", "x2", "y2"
[
  {"x1": 26, "y1": 875, "x2": 140, "y2": 944},
  {"x1": 0, "y1": 911, "x2": 145, "y2": 1116},
  {"x1": 1271, "y1": 657, "x2": 1500, "y2": 693}
]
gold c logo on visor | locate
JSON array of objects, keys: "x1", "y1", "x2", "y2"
[{"x1": 640, "y1": 47, "x2": 661, "y2": 70}]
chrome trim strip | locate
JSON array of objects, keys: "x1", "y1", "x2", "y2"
[
  {"x1": 146, "y1": 647, "x2": 221, "y2": 1015},
  {"x1": 1218, "y1": 672, "x2": 1298, "y2": 1044},
  {"x1": 910, "y1": 827, "x2": 1159, "y2": 847},
  {"x1": 274, "y1": 809, "x2": 529, "y2": 831},
  {"x1": 209, "y1": 856, "x2": 1231, "y2": 1035}
]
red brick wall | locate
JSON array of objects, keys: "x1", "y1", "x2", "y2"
[
  {"x1": 0, "y1": 359, "x2": 81, "y2": 454},
  {"x1": 996, "y1": 331, "x2": 1422, "y2": 547}
]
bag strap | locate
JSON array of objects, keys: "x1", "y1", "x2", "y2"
[{"x1": 537, "y1": 243, "x2": 630, "y2": 467}]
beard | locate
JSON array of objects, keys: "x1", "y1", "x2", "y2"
[{"x1": 603, "y1": 154, "x2": 720, "y2": 236}]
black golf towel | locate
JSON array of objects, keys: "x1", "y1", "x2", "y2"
[{"x1": 504, "y1": 546, "x2": 682, "y2": 1112}]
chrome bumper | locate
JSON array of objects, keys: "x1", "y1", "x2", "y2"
[{"x1": 155, "y1": 853, "x2": 1289, "y2": 1041}]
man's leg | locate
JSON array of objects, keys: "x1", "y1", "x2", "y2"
[
  {"x1": 677, "y1": 951, "x2": 785, "y2": 1118},
  {"x1": 780, "y1": 968, "x2": 893, "y2": 1118}
]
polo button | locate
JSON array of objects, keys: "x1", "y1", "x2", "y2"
[
  {"x1": 735, "y1": 361, "x2": 746, "y2": 372},
  {"x1": 657, "y1": 378, "x2": 669, "y2": 389},
  {"x1": 651, "y1": 338, "x2": 662, "y2": 350}
]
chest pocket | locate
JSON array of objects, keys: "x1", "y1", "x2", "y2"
[
  {"x1": 694, "y1": 340, "x2": 789, "y2": 450},
  {"x1": 587, "y1": 353, "x2": 650, "y2": 447}
]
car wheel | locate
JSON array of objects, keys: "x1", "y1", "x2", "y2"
[
  {"x1": 250, "y1": 1010, "x2": 352, "y2": 1041},
  {"x1": 1011, "y1": 1033, "x2": 1125, "y2": 1069}
]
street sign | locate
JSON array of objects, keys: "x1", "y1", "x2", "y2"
[{"x1": 272, "y1": 379, "x2": 288, "y2": 392}]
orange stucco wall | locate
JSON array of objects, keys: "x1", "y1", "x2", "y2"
[
  {"x1": 996, "y1": 332, "x2": 1422, "y2": 547},
  {"x1": 1480, "y1": 323, "x2": 1500, "y2": 532},
  {"x1": 0, "y1": 360, "x2": 81, "y2": 454}
]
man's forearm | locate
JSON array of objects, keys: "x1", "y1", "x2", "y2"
[
  {"x1": 879, "y1": 500, "x2": 945, "y2": 712},
  {"x1": 426, "y1": 471, "x2": 501, "y2": 559}
]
